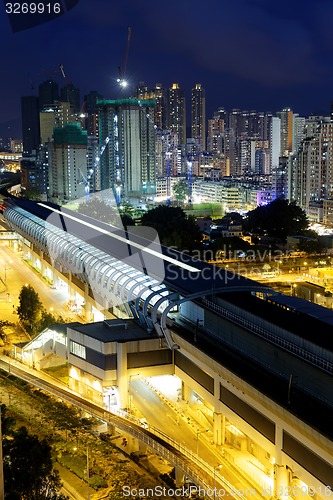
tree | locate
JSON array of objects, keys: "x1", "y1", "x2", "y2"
[
  {"x1": 36, "y1": 310, "x2": 67, "y2": 334},
  {"x1": 141, "y1": 205, "x2": 201, "y2": 252},
  {"x1": 17, "y1": 285, "x2": 43, "y2": 333},
  {"x1": 173, "y1": 181, "x2": 188, "y2": 205},
  {"x1": 0, "y1": 321, "x2": 13, "y2": 344},
  {"x1": 0, "y1": 404, "x2": 16, "y2": 436},
  {"x1": 244, "y1": 199, "x2": 309, "y2": 241},
  {"x1": 77, "y1": 198, "x2": 134, "y2": 228},
  {"x1": 77, "y1": 198, "x2": 121, "y2": 225},
  {"x1": 3, "y1": 426, "x2": 66, "y2": 500},
  {"x1": 0, "y1": 406, "x2": 66, "y2": 500}
]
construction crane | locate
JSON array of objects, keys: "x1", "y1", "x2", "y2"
[
  {"x1": 59, "y1": 63, "x2": 66, "y2": 80},
  {"x1": 187, "y1": 155, "x2": 193, "y2": 204},
  {"x1": 79, "y1": 135, "x2": 111, "y2": 200},
  {"x1": 117, "y1": 27, "x2": 132, "y2": 90}
]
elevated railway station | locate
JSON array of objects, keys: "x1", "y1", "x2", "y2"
[{"x1": 2, "y1": 195, "x2": 333, "y2": 498}]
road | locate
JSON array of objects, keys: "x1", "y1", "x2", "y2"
[
  {"x1": 131, "y1": 379, "x2": 266, "y2": 498},
  {"x1": 0, "y1": 242, "x2": 83, "y2": 326},
  {"x1": 0, "y1": 354, "x2": 267, "y2": 499}
]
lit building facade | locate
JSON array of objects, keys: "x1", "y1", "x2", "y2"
[
  {"x1": 39, "y1": 101, "x2": 72, "y2": 145},
  {"x1": 98, "y1": 98, "x2": 157, "y2": 199},
  {"x1": 191, "y1": 83, "x2": 206, "y2": 151},
  {"x1": 48, "y1": 122, "x2": 88, "y2": 204},
  {"x1": 270, "y1": 117, "x2": 281, "y2": 174},
  {"x1": 277, "y1": 107, "x2": 294, "y2": 155},
  {"x1": 167, "y1": 83, "x2": 186, "y2": 146}
]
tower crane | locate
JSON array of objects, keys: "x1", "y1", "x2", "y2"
[
  {"x1": 79, "y1": 135, "x2": 111, "y2": 200},
  {"x1": 117, "y1": 27, "x2": 132, "y2": 90}
]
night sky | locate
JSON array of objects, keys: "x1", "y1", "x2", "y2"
[{"x1": 1, "y1": 0, "x2": 333, "y2": 138}]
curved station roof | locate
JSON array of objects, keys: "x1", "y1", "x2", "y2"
[{"x1": 3, "y1": 196, "x2": 273, "y2": 348}]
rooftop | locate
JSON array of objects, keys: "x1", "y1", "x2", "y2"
[{"x1": 67, "y1": 319, "x2": 158, "y2": 343}]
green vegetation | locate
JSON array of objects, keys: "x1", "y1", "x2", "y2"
[
  {"x1": 173, "y1": 180, "x2": 188, "y2": 204},
  {"x1": 77, "y1": 198, "x2": 134, "y2": 228},
  {"x1": 244, "y1": 199, "x2": 309, "y2": 241},
  {"x1": 17, "y1": 285, "x2": 43, "y2": 333},
  {"x1": 16, "y1": 285, "x2": 67, "y2": 336},
  {"x1": 1, "y1": 404, "x2": 67, "y2": 499},
  {"x1": 185, "y1": 202, "x2": 223, "y2": 218},
  {"x1": 57, "y1": 450, "x2": 107, "y2": 489},
  {"x1": 0, "y1": 321, "x2": 13, "y2": 345},
  {"x1": 141, "y1": 205, "x2": 202, "y2": 252}
]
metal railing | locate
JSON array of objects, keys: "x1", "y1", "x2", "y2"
[
  {"x1": 3, "y1": 363, "x2": 250, "y2": 500},
  {"x1": 202, "y1": 298, "x2": 333, "y2": 375}
]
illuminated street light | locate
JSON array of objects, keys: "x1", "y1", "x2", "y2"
[
  {"x1": 73, "y1": 446, "x2": 90, "y2": 500},
  {"x1": 86, "y1": 445, "x2": 90, "y2": 500},
  {"x1": 213, "y1": 464, "x2": 223, "y2": 500},
  {"x1": 196, "y1": 429, "x2": 209, "y2": 455},
  {"x1": 2, "y1": 264, "x2": 11, "y2": 283}
]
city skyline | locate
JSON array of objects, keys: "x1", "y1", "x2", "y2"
[{"x1": 1, "y1": 0, "x2": 333, "y2": 137}]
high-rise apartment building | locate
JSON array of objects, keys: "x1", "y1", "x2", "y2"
[
  {"x1": 98, "y1": 98, "x2": 156, "y2": 199},
  {"x1": 81, "y1": 91, "x2": 103, "y2": 137},
  {"x1": 207, "y1": 115, "x2": 225, "y2": 155},
  {"x1": 167, "y1": 83, "x2": 186, "y2": 146},
  {"x1": 293, "y1": 115, "x2": 306, "y2": 154},
  {"x1": 38, "y1": 80, "x2": 59, "y2": 110},
  {"x1": 21, "y1": 96, "x2": 40, "y2": 155},
  {"x1": 270, "y1": 117, "x2": 281, "y2": 174},
  {"x1": 277, "y1": 107, "x2": 294, "y2": 155},
  {"x1": 84, "y1": 91, "x2": 103, "y2": 115},
  {"x1": 224, "y1": 128, "x2": 237, "y2": 176},
  {"x1": 240, "y1": 139, "x2": 256, "y2": 175},
  {"x1": 60, "y1": 83, "x2": 81, "y2": 114},
  {"x1": 191, "y1": 83, "x2": 206, "y2": 151},
  {"x1": 48, "y1": 122, "x2": 88, "y2": 204},
  {"x1": 135, "y1": 82, "x2": 167, "y2": 130},
  {"x1": 295, "y1": 121, "x2": 333, "y2": 211},
  {"x1": 39, "y1": 101, "x2": 73, "y2": 145}
]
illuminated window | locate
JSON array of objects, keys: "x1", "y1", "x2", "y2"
[{"x1": 70, "y1": 341, "x2": 86, "y2": 359}]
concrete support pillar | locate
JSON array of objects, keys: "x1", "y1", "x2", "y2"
[
  {"x1": 41, "y1": 262, "x2": 47, "y2": 278},
  {"x1": 69, "y1": 287, "x2": 76, "y2": 300},
  {"x1": 106, "y1": 423, "x2": 115, "y2": 435},
  {"x1": 175, "y1": 467, "x2": 185, "y2": 487},
  {"x1": 221, "y1": 414, "x2": 226, "y2": 445},
  {"x1": 182, "y1": 381, "x2": 192, "y2": 402},
  {"x1": 83, "y1": 283, "x2": 91, "y2": 320},
  {"x1": 213, "y1": 412, "x2": 222, "y2": 445},
  {"x1": 240, "y1": 438, "x2": 247, "y2": 452},
  {"x1": 117, "y1": 342, "x2": 128, "y2": 410},
  {"x1": 274, "y1": 425, "x2": 290, "y2": 498},
  {"x1": 138, "y1": 442, "x2": 147, "y2": 456},
  {"x1": 275, "y1": 425, "x2": 283, "y2": 469},
  {"x1": 104, "y1": 298, "x2": 111, "y2": 319},
  {"x1": 275, "y1": 465, "x2": 290, "y2": 499},
  {"x1": 52, "y1": 270, "x2": 59, "y2": 287},
  {"x1": 85, "y1": 301, "x2": 93, "y2": 322}
]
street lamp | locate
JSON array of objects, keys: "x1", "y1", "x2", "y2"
[
  {"x1": 196, "y1": 429, "x2": 209, "y2": 455},
  {"x1": 213, "y1": 464, "x2": 223, "y2": 500},
  {"x1": 3, "y1": 264, "x2": 11, "y2": 283},
  {"x1": 73, "y1": 446, "x2": 90, "y2": 500},
  {"x1": 86, "y1": 445, "x2": 90, "y2": 500}
]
